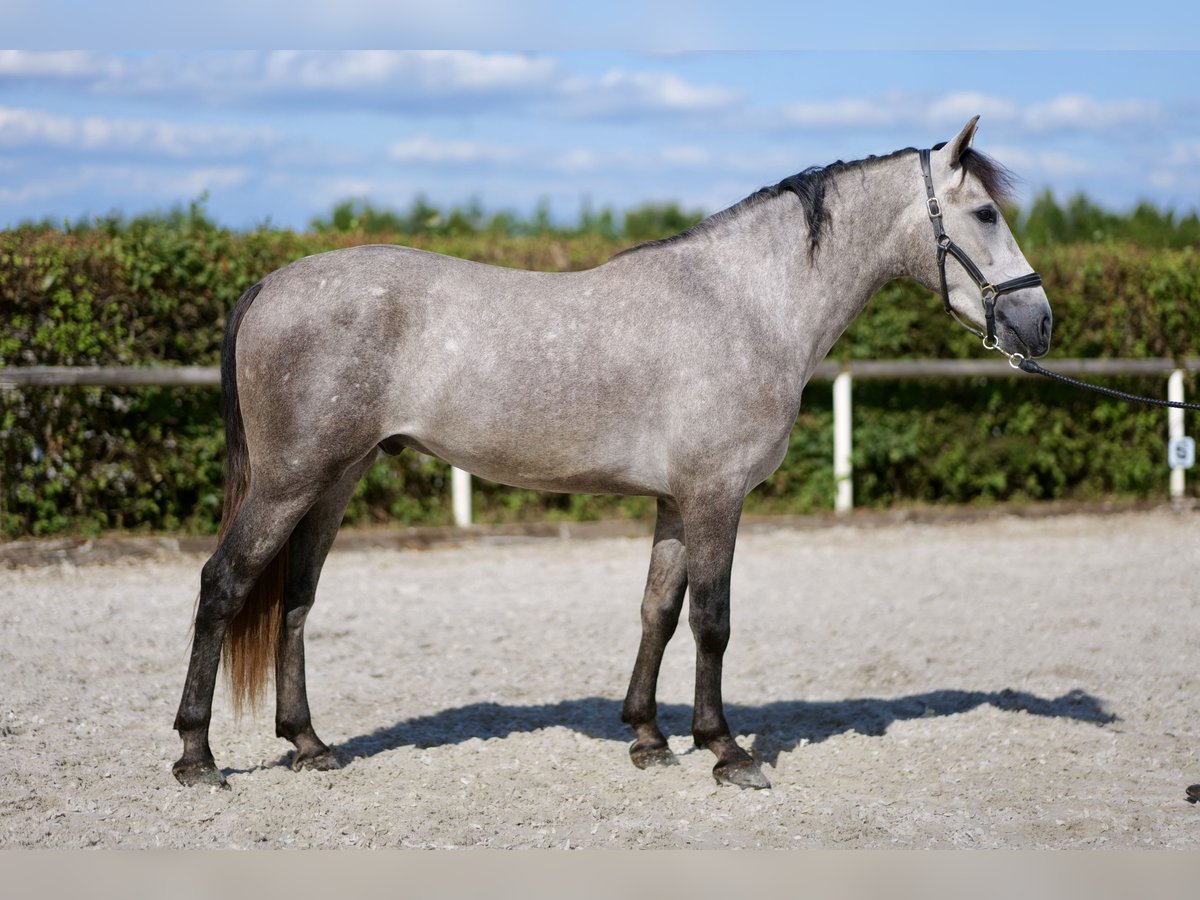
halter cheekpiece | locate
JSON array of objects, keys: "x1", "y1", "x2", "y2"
[{"x1": 919, "y1": 148, "x2": 1043, "y2": 348}]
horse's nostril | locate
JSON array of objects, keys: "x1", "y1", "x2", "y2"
[{"x1": 1040, "y1": 314, "x2": 1052, "y2": 345}]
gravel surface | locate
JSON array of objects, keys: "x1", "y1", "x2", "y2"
[{"x1": 2, "y1": 509, "x2": 1198, "y2": 848}]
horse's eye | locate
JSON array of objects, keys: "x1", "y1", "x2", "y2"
[{"x1": 975, "y1": 207, "x2": 998, "y2": 225}]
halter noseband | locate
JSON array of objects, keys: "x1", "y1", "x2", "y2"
[{"x1": 919, "y1": 148, "x2": 1043, "y2": 348}]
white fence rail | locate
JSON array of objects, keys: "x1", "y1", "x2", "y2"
[{"x1": 4, "y1": 358, "x2": 1197, "y2": 521}]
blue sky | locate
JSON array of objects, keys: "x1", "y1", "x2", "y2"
[{"x1": 3, "y1": 43, "x2": 1199, "y2": 229}]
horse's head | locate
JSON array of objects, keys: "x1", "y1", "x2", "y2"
[{"x1": 912, "y1": 116, "x2": 1052, "y2": 359}]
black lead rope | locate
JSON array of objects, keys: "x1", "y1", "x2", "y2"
[
  {"x1": 918, "y1": 147, "x2": 1199, "y2": 412},
  {"x1": 1016, "y1": 357, "x2": 1200, "y2": 411}
]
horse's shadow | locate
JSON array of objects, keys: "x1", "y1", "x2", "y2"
[{"x1": 318, "y1": 687, "x2": 1115, "y2": 768}]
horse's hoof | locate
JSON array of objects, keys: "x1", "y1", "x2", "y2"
[
  {"x1": 172, "y1": 759, "x2": 230, "y2": 789},
  {"x1": 713, "y1": 759, "x2": 771, "y2": 790},
  {"x1": 291, "y1": 749, "x2": 341, "y2": 772},
  {"x1": 630, "y1": 744, "x2": 679, "y2": 769}
]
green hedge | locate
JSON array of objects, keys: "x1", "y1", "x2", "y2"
[{"x1": 2, "y1": 212, "x2": 1197, "y2": 537}]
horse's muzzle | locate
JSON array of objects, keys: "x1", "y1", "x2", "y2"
[{"x1": 1000, "y1": 304, "x2": 1052, "y2": 359}]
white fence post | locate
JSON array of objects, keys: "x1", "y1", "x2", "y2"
[
  {"x1": 451, "y1": 466, "x2": 472, "y2": 527},
  {"x1": 1168, "y1": 370, "x2": 1185, "y2": 502},
  {"x1": 833, "y1": 370, "x2": 853, "y2": 514}
]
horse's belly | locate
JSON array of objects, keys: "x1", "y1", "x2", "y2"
[{"x1": 395, "y1": 423, "x2": 671, "y2": 497}]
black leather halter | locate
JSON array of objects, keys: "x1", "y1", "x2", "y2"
[{"x1": 919, "y1": 148, "x2": 1043, "y2": 347}]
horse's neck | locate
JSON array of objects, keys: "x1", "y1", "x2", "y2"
[{"x1": 713, "y1": 155, "x2": 918, "y2": 367}]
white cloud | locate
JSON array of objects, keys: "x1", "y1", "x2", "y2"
[
  {"x1": 776, "y1": 91, "x2": 1011, "y2": 131},
  {"x1": 0, "y1": 163, "x2": 251, "y2": 206},
  {"x1": 0, "y1": 173, "x2": 84, "y2": 204},
  {"x1": 660, "y1": 145, "x2": 711, "y2": 166},
  {"x1": 556, "y1": 148, "x2": 601, "y2": 173},
  {"x1": 84, "y1": 164, "x2": 250, "y2": 198},
  {"x1": 385, "y1": 138, "x2": 716, "y2": 175},
  {"x1": 389, "y1": 135, "x2": 524, "y2": 166},
  {"x1": 776, "y1": 90, "x2": 1164, "y2": 136},
  {"x1": 256, "y1": 51, "x2": 559, "y2": 96},
  {"x1": 1164, "y1": 140, "x2": 1200, "y2": 167},
  {"x1": 1022, "y1": 93, "x2": 1162, "y2": 132},
  {"x1": 0, "y1": 50, "x2": 116, "y2": 80},
  {"x1": 565, "y1": 69, "x2": 742, "y2": 117},
  {"x1": 0, "y1": 51, "x2": 744, "y2": 123},
  {"x1": 988, "y1": 145, "x2": 1095, "y2": 177},
  {"x1": 1147, "y1": 140, "x2": 1200, "y2": 193},
  {"x1": 2, "y1": 51, "x2": 565, "y2": 108},
  {"x1": 0, "y1": 50, "x2": 564, "y2": 109},
  {"x1": 0, "y1": 105, "x2": 278, "y2": 159},
  {"x1": 176, "y1": 167, "x2": 252, "y2": 194},
  {"x1": 778, "y1": 96, "x2": 908, "y2": 129},
  {"x1": 0, "y1": 53, "x2": 1176, "y2": 142},
  {"x1": 927, "y1": 92, "x2": 1021, "y2": 127},
  {"x1": 552, "y1": 145, "x2": 717, "y2": 174}
]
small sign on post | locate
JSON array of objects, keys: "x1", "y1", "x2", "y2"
[{"x1": 1169, "y1": 436, "x2": 1195, "y2": 470}]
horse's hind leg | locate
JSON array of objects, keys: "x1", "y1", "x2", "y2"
[
  {"x1": 173, "y1": 482, "x2": 331, "y2": 788},
  {"x1": 621, "y1": 498, "x2": 688, "y2": 768},
  {"x1": 275, "y1": 451, "x2": 378, "y2": 772}
]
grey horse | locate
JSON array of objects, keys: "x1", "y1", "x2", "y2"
[{"x1": 173, "y1": 116, "x2": 1051, "y2": 790}]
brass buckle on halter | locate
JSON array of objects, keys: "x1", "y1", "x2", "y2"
[{"x1": 981, "y1": 283, "x2": 997, "y2": 301}]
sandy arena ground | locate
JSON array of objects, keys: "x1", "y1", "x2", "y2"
[{"x1": 1, "y1": 508, "x2": 1197, "y2": 848}]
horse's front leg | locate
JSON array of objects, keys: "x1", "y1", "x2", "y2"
[
  {"x1": 680, "y1": 489, "x2": 770, "y2": 789},
  {"x1": 621, "y1": 498, "x2": 688, "y2": 768}
]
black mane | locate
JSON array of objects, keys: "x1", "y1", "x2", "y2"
[{"x1": 615, "y1": 144, "x2": 1015, "y2": 261}]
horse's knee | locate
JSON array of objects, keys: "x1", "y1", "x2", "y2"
[
  {"x1": 646, "y1": 544, "x2": 686, "y2": 589},
  {"x1": 642, "y1": 590, "x2": 683, "y2": 625},
  {"x1": 641, "y1": 553, "x2": 686, "y2": 626}
]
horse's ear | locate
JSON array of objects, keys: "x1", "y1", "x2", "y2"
[{"x1": 945, "y1": 115, "x2": 980, "y2": 168}]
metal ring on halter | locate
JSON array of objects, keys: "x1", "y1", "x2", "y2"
[{"x1": 982, "y1": 335, "x2": 1026, "y2": 368}]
